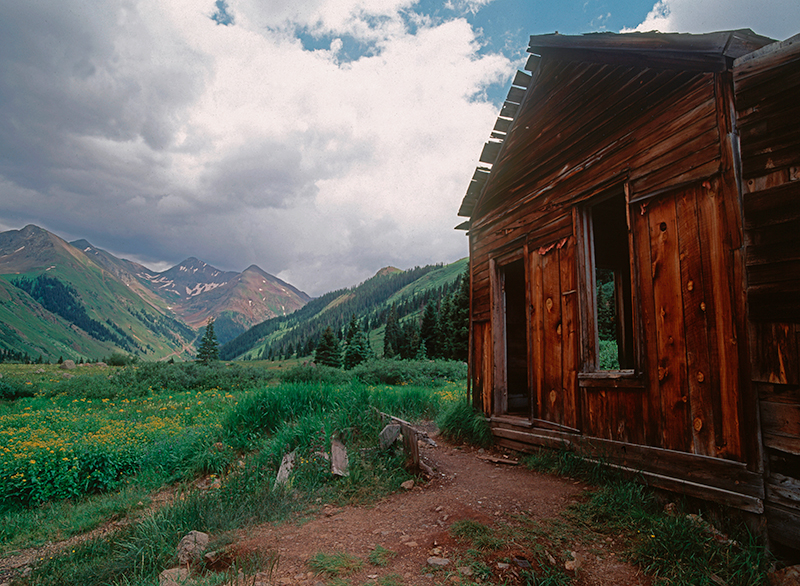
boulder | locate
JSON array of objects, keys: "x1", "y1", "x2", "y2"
[
  {"x1": 177, "y1": 531, "x2": 209, "y2": 566},
  {"x1": 60, "y1": 360, "x2": 76, "y2": 370},
  {"x1": 159, "y1": 567, "x2": 190, "y2": 586}
]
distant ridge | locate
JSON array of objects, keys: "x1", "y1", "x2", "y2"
[
  {"x1": 219, "y1": 258, "x2": 468, "y2": 361},
  {"x1": 0, "y1": 225, "x2": 311, "y2": 360}
]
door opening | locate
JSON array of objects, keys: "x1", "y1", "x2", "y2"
[{"x1": 501, "y1": 258, "x2": 530, "y2": 415}]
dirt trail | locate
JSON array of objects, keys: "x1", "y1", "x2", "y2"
[
  {"x1": 237, "y1": 435, "x2": 650, "y2": 586},
  {"x1": 1, "y1": 433, "x2": 650, "y2": 585}
]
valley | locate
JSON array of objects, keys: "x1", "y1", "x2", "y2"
[{"x1": 0, "y1": 225, "x2": 464, "y2": 365}]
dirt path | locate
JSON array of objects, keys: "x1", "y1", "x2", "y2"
[
  {"x1": 236, "y1": 435, "x2": 650, "y2": 586},
  {"x1": 1, "y1": 433, "x2": 651, "y2": 586}
]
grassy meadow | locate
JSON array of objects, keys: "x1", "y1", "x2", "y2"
[{"x1": 0, "y1": 359, "x2": 467, "y2": 585}]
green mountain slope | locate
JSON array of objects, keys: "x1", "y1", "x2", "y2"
[
  {"x1": 219, "y1": 258, "x2": 468, "y2": 361},
  {"x1": 0, "y1": 226, "x2": 194, "y2": 362},
  {"x1": 0, "y1": 279, "x2": 118, "y2": 360}
]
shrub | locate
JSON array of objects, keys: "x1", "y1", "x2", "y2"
[
  {"x1": 351, "y1": 359, "x2": 466, "y2": 386},
  {"x1": 106, "y1": 353, "x2": 137, "y2": 367},
  {"x1": 279, "y1": 364, "x2": 349, "y2": 385},
  {"x1": 0, "y1": 379, "x2": 35, "y2": 401}
]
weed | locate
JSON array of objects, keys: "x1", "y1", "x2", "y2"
[
  {"x1": 450, "y1": 519, "x2": 503, "y2": 550},
  {"x1": 377, "y1": 572, "x2": 404, "y2": 586},
  {"x1": 308, "y1": 551, "x2": 363, "y2": 577},
  {"x1": 368, "y1": 544, "x2": 396, "y2": 566},
  {"x1": 521, "y1": 566, "x2": 572, "y2": 586}
]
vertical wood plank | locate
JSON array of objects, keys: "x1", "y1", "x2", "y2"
[
  {"x1": 632, "y1": 200, "x2": 664, "y2": 447},
  {"x1": 542, "y1": 249, "x2": 563, "y2": 424},
  {"x1": 648, "y1": 194, "x2": 691, "y2": 452},
  {"x1": 490, "y1": 258, "x2": 505, "y2": 415},
  {"x1": 530, "y1": 251, "x2": 545, "y2": 419},
  {"x1": 559, "y1": 238, "x2": 580, "y2": 430},
  {"x1": 697, "y1": 179, "x2": 743, "y2": 459},
  {"x1": 675, "y1": 186, "x2": 717, "y2": 456}
]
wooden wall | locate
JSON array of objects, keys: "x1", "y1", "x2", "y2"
[
  {"x1": 468, "y1": 56, "x2": 764, "y2": 511},
  {"x1": 735, "y1": 36, "x2": 800, "y2": 550}
]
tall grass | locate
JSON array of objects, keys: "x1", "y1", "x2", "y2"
[
  {"x1": 436, "y1": 400, "x2": 493, "y2": 447},
  {"x1": 22, "y1": 379, "x2": 448, "y2": 586}
]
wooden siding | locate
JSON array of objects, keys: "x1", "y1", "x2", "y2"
[
  {"x1": 735, "y1": 36, "x2": 800, "y2": 549},
  {"x1": 472, "y1": 61, "x2": 721, "y2": 227},
  {"x1": 528, "y1": 237, "x2": 580, "y2": 429},
  {"x1": 736, "y1": 38, "x2": 800, "y2": 322},
  {"x1": 462, "y1": 36, "x2": 783, "y2": 517},
  {"x1": 469, "y1": 64, "x2": 749, "y2": 461}
]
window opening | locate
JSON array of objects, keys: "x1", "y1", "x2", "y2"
[
  {"x1": 501, "y1": 258, "x2": 530, "y2": 414},
  {"x1": 591, "y1": 194, "x2": 634, "y2": 370}
]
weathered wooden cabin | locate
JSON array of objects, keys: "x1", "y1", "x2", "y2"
[{"x1": 457, "y1": 30, "x2": 800, "y2": 550}]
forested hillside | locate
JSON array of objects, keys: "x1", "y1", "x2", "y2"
[{"x1": 219, "y1": 259, "x2": 468, "y2": 363}]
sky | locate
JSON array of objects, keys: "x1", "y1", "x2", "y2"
[{"x1": 0, "y1": 1, "x2": 796, "y2": 296}]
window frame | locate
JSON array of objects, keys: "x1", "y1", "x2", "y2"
[{"x1": 575, "y1": 183, "x2": 645, "y2": 388}]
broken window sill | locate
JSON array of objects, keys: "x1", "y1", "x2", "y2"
[{"x1": 578, "y1": 371, "x2": 645, "y2": 389}]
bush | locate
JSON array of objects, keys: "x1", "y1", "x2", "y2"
[
  {"x1": 351, "y1": 359, "x2": 466, "y2": 386},
  {"x1": 0, "y1": 379, "x2": 35, "y2": 401},
  {"x1": 106, "y1": 353, "x2": 137, "y2": 367},
  {"x1": 279, "y1": 364, "x2": 349, "y2": 385}
]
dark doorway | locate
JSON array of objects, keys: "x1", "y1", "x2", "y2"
[{"x1": 501, "y1": 258, "x2": 530, "y2": 415}]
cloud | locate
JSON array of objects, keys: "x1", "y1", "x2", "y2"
[
  {"x1": 624, "y1": 0, "x2": 799, "y2": 40},
  {"x1": 0, "y1": 0, "x2": 513, "y2": 296}
]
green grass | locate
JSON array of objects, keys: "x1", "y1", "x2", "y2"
[
  {"x1": 368, "y1": 544, "x2": 396, "y2": 566},
  {"x1": 308, "y1": 551, "x2": 363, "y2": 577},
  {"x1": 450, "y1": 519, "x2": 504, "y2": 551},
  {"x1": 525, "y1": 448, "x2": 771, "y2": 586},
  {"x1": 2, "y1": 361, "x2": 463, "y2": 586},
  {"x1": 436, "y1": 400, "x2": 493, "y2": 447}
]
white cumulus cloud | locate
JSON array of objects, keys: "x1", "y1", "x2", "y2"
[{"x1": 625, "y1": 0, "x2": 799, "y2": 40}]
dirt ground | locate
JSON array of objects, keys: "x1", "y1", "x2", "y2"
[
  {"x1": 0, "y1": 431, "x2": 653, "y2": 586},
  {"x1": 234, "y1": 433, "x2": 651, "y2": 586}
]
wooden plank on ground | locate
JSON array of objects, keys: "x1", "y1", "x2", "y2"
[{"x1": 489, "y1": 422, "x2": 764, "y2": 499}]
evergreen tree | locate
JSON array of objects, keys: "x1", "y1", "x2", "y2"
[
  {"x1": 438, "y1": 295, "x2": 454, "y2": 359},
  {"x1": 450, "y1": 268, "x2": 470, "y2": 362},
  {"x1": 398, "y1": 319, "x2": 421, "y2": 359},
  {"x1": 343, "y1": 319, "x2": 370, "y2": 369},
  {"x1": 420, "y1": 302, "x2": 440, "y2": 358},
  {"x1": 315, "y1": 326, "x2": 342, "y2": 368},
  {"x1": 197, "y1": 318, "x2": 219, "y2": 364},
  {"x1": 383, "y1": 304, "x2": 400, "y2": 358}
]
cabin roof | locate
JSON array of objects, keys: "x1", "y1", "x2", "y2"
[
  {"x1": 456, "y1": 29, "x2": 776, "y2": 224},
  {"x1": 528, "y1": 30, "x2": 775, "y2": 70}
]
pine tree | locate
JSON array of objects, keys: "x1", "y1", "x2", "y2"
[
  {"x1": 343, "y1": 319, "x2": 370, "y2": 370},
  {"x1": 420, "y1": 301, "x2": 440, "y2": 358},
  {"x1": 197, "y1": 318, "x2": 219, "y2": 364},
  {"x1": 315, "y1": 326, "x2": 342, "y2": 368},
  {"x1": 451, "y1": 267, "x2": 470, "y2": 362},
  {"x1": 383, "y1": 304, "x2": 400, "y2": 358}
]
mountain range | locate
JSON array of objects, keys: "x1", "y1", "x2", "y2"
[{"x1": 0, "y1": 225, "x2": 309, "y2": 361}]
